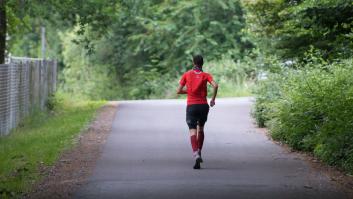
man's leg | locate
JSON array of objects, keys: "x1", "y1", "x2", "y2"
[
  {"x1": 196, "y1": 125, "x2": 204, "y2": 163},
  {"x1": 189, "y1": 129, "x2": 198, "y2": 154},
  {"x1": 189, "y1": 128, "x2": 201, "y2": 169},
  {"x1": 197, "y1": 125, "x2": 205, "y2": 151},
  {"x1": 197, "y1": 104, "x2": 209, "y2": 163},
  {"x1": 187, "y1": 106, "x2": 199, "y2": 155},
  {"x1": 186, "y1": 105, "x2": 202, "y2": 169}
]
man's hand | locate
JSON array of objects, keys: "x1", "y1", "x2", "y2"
[
  {"x1": 210, "y1": 99, "x2": 215, "y2": 107},
  {"x1": 176, "y1": 85, "x2": 187, "y2": 94},
  {"x1": 209, "y1": 81, "x2": 218, "y2": 107}
]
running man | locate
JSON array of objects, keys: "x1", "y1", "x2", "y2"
[{"x1": 176, "y1": 55, "x2": 218, "y2": 169}]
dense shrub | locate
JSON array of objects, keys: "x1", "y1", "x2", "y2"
[
  {"x1": 252, "y1": 73, "x2": 282, "y2": 127},
  {"x1": 253, "y1": 59, "x2": 353, "y2": 173},
  {"x1": 251, "y1": 57, "x2": 285, "y2": 127}
]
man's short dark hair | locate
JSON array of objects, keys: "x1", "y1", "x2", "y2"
[{"x1": 193, "y1": 55, "x2": 203, "y2": 67}]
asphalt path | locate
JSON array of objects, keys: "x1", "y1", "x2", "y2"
[{"x1": 75, "y1": 98, "x2": 348, "y2": 199}]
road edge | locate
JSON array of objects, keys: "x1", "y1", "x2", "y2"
[{"x1": 256, "y1": 127, "x2": 353, "y2": 197}]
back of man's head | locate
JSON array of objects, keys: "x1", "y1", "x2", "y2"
[{"x1": 193, "y1": 55, "x2": 203, "y2": 67}]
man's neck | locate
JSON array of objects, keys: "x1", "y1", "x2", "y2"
[{"x1": 193, "y1": 66, "x2": 203, "y2": 72}]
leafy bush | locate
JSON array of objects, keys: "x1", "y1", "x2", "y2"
[
  {"x1": 252, "y1": 73, "x2": 282, "y2": 127},
  {"x1": 253, "y1": 58, "x2": 353, "y2": 173},
  {"x1": 251, "y1": 56, "x2": 284, "y2": 127}
]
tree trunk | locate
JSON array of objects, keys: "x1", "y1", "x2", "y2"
[{"x1": 0, "y1": 0, "x2": 6, "y2": 64}]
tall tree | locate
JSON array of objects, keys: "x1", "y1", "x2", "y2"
[
  {"x1": 0, "y1": 0, "x2": 5, "y2": 63},
  {"x1": 243, "y1": 0, "x2": 353, "y2": 61},
  {"x1": 3, "y1": 0, "x2": 117, "y2": 60}
]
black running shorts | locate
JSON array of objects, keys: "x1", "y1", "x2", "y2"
[{"x1": 186, "y1": 104, "x2": 210, "y2": 129}]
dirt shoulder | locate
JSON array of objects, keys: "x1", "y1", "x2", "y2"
[{"x1": 26, "y1": 102, "x2": 118, "y2": 199}]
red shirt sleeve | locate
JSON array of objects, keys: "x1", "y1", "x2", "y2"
[
  {"x1": 206, "y1": 73, "x2": 214, "y2": 83},
  {"x1": 179, "y1": 73, "x2": 187, "y2": 86}
]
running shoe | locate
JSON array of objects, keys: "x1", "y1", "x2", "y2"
[{"x1": 193, "y1": 154, "x2": 202, "y2": 169}]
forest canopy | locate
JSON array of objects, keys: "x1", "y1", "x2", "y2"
[
  {"x1": 2, "y1": 0, "x2": 352, "y2": 99},
  {"x1": 3, "y1": 0, "x2": 254, "y2": 99}
]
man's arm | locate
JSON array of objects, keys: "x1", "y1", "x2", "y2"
[
  {"x1": 176, "y1": 84, "x2": 187, "y2": 94},
  {"x1": 209, "y1": 80, "x2": 218, "y2": 107}
]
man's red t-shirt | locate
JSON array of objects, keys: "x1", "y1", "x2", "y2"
[{"x1": 179, "y1": 69, "x2": 214, "y2": 105}]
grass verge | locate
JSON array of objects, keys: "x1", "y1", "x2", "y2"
[{"x1": 0, "y1": 95, "x2": 105, "y2": 198}]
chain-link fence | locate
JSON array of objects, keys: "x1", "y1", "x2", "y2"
[{"x1": 0, "y1": 57, "x2": 57, "y2": 136}]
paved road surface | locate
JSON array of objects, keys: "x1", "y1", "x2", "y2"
[{"x1": 75, "y1": 98, "x2": 348, "y2": 199}]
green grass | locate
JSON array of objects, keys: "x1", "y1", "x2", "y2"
[{"x1": 0, "y1": 96, "x2": 105, "y2": 198}]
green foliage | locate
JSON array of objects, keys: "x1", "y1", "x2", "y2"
[
  {"x1": 247, "y1": 0, "x2": 353, "y2": 172},
  {"x1": 6, "y1": 0, "x2": 257, "y2": 100},
  {"x1": 205, "y1": 57, "x2": 255, "y2": 97},
  {"x1": 46, "y1": 93, "x2": 63, "y2": 111},
  {"x1": 58, "y1": 0, "x2": 254, "y2": 100},
  {"x1": 6, "y1": 0, "x2": 117, "y2": 58},
  {"x1": 6, "y1": 0, "x2": 255, "y2": 100},
  {"x1": 251, "y1": 52, "x2": 288, "y2": 127},
  {"x1": 0, "y1": 94, "x2": 104, "y2": 197},
  {"x1": 253, "y1": 58, "x2": 353, "y2": 173},
  {"x1": 58, "y1": 29, "x2": 122, "y2": 100},
  {"x1": 243, "y1": 0, "x2": 353, "y2": 60},
  {"x1": 110, "y1": 0, "x2": 250, "y2": 90},
  {"x1": 252, "y1": 74, "x2": 282, "y2": 127}
]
